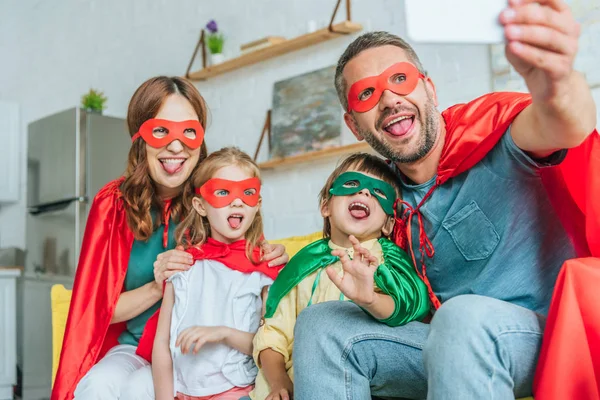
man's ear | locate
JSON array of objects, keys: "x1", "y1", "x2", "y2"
[
  {"x1": 424, "y1": 76, "x2": 439, "y2": 107},
  {"x1": 192, "y1": 197, "x2": 207, "y2": 217},
  {"x1": 381, "y1": 215, "x2": 395, "y2": 237},
  {"x1": 344, "y1": 112, "x2": 364, "y2": 141},
  {"x1": 320, "y1": 199, "x2": 331, "y2": 218}
]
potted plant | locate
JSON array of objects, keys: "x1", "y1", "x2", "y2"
[
  {"x1": 81, "y1": 89, "x2": 107, "y2": 114},
  {"x1": 205, "y1": 19, "x2": 225, "y2": 65}
]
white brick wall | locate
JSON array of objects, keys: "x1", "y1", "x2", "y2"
[{"x1": 0, "y1": 0, "x2": 496, "y2": 247}]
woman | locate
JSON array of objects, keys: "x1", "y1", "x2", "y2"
[{"x1": 51, "y1": 76, "x2": 287, "y2": 400}]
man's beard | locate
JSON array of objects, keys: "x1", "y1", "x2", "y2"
[{"x1": 356, "y1": 95, "x2": 438, "y2": 164}]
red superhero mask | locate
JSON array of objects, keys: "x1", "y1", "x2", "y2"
[
  {"x1": 197, "y1": 177, "x2": 261, "y2": 208},
  {"x1": 131, "y1": 119, "x2": 205, "y2": 149},
  {"x1": 347, "y1": 62, "x2": 425, "y2": 113}
]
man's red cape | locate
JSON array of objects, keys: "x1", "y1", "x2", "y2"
[
  {"x1": 392, "y1": 92, "x2": 599, "y2": 398},
  {"x1": 51, "y1": 178, "x2": 134, "y2": 400},
  {"x1": 135, "y1": 237, "x2": 283, "y2": 363}
]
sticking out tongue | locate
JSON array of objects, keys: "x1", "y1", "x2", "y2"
[
  {"x1": 228, "y1": 216, "x2": 242, "y2": 229},
  {"x1": 162, "y1": 160, "x2": 184, "y2": 174},
  {"x1": 349, "y1": 205, "x2": 369, "y2": 219},
  {"x1": 386, "y1": 117, "x2": 413, "y2": 136}
]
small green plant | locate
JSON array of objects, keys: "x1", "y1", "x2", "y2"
[
  {"x1": 81, "y1": 89, "x2": 107, "y2": 112},
  {"x1": 205, "y1": 19, "x2": 224, "y2": 54}
]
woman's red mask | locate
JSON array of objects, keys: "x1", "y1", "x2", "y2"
[
  {"x1": 131, "y1": 119, "x2": 205, "y2": 149},
  {"x1": 197, "y1": 178, "x2": 261, "y2": 208},
  {"x1": 347, "y1": 62, "x2": 425, "y2": 113}
]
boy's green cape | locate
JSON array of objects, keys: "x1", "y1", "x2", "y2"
[{"x1": 264, "y1": 237, "x2": 430, "y2": 326}]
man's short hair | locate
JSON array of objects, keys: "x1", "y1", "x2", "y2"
[{"x1": 335, "y1": 31, "x2": 427, "y2": 111}]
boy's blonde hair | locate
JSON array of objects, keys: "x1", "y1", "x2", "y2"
[
  {"x1": 318, "y1": 152, "x2": 402, "y2": 238},
  {"x1": 175, "y1": 147, "x2": 264, "y2": 263}
]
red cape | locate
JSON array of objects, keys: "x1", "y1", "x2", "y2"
[
  {"x1": 392, "y1": 92, "x2": 599, "y2": 397},
  {"x1": 51, "y1": 178, "x2": 134, "y2": 400},
  {"x1": 135, "y1": 237, "x2": 283, "y2": 362}
]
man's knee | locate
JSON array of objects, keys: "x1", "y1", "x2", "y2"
[
  {"x1": 295, "y1": 301, "x2": 359, "y2": 346},
  {"x1": 424, "y1": 295, "x2": 496, "y2": 359}
]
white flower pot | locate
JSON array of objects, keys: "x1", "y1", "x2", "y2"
[{"x1": 209, "y1": 53, "x2": 225, "y2": 65}]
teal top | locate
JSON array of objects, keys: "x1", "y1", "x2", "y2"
[{"x1": 118, "y1": 215, "x2": 177, "y2": 346}]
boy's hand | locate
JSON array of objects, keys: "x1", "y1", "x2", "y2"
[
  {"x1": 176, "y1": 326, "x2": 229, "y2": 354},
  {"x1": 327, "y1": 235, "x2": 380, "y2": 307},
  {"x1": 266, "y1": 384, "x2": 293, "y2": 400}
]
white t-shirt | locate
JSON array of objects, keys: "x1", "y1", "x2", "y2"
[{"x1": 168, "y1": 259, "x2": 273, "y2": 396}]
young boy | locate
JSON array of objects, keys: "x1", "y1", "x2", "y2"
[{"x1": 249, "y1": 153, "x2": 430, "y2": 400}]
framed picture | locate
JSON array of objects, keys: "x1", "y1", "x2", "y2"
[{"x1": 270, "y1": 65, "x2": 342, "y2": 159}]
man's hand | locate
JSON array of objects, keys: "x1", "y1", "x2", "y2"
[
  {"x1": 327, "y1": 235, "x2": 379, "y2": 307},
  {"x1": 501, "y1": 0, "x2": 596, "y2": 155},
  {"x1": 500, "y1": 0, "x2": 580, "y2": 102}
]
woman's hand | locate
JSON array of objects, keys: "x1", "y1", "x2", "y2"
[
  {"x1": 176, "y1": 326, "x2": 228, "y2": 354},
  {"x1": 262, "y1": 242, "x2": 289, "y2": 267},
  {"x1": 153, "y1": 245, "x2": 194, "y2": 286}
]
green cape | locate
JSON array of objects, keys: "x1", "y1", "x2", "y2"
[{"x1": 264, "y1": 237, "x2": 430, "y2": 326}]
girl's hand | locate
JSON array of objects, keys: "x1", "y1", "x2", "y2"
[
  {"x1": 153, "y1": 245, "x2": 194, "y2": 286},
  {"x1": 176, "y1": 326, "x2": 229, "y2": 354},
  {"x1": 262, "y1": 242, "x2": 289, "y2": 267},
  {"x1": 327, "y1": 235, "x2": 379, "y2": 308}
]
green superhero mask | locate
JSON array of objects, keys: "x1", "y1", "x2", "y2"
[{"x1": 329, "y1": 171, "x2": 397, "y2": 215}]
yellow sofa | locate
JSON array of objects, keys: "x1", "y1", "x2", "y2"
[{"x1": 50, "y1": 231, "x2": 533, "y2": 399}]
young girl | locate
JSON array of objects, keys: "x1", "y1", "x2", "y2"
[
  {"x1": 150, "y1": 147, "x2": 283, "y2": 400},
  {"x1": 250, "y1": 153, "x2": 430, "y2": 400}
]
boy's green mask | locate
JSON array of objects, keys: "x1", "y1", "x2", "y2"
[{"x1": 329, "y1": 171, "x2": 397, "y2": 215}]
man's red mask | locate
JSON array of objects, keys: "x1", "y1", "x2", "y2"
[
  {"x1": 197, "y1": 178, "x2": 261, "y2": 208},
  {"x1": 347, "y1": 62, "x2": 425, "y2": 113},
  {"x1": 131, "y1": 119, "x2": 205, "y2": 149}
]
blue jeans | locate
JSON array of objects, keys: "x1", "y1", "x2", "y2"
[{"x1": 293, "y1": 295, "x2": 545, "y2": 399}]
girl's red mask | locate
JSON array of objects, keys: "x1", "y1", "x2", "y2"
[
  {"x1": 197, "y1": 177, "x2": 261, "y2": 208},
  {"x1": 347, "y1": 62, "x2": 425, "y2": 113},
  {"x1": 131, "y1": 119, "x2": 205, "y2": 149}
]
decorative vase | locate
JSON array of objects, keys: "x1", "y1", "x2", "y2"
[{"x1": 209, "y1": 53, "x2": 225, "y2": 65}]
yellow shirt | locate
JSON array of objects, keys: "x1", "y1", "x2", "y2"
[{"x1": 250, "y1": 239, "x2": 383, "y2": 400}]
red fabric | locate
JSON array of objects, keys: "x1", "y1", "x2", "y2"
[
  {"x1": 51, "y1": 178, "x2": 134, "y2": 400},
  {"x1": 533, "y1": 258, "x2": 600, "y2": 399},
  {"x1": 393, "y1": 92, "x2": 600, "y2": 309},
  {"x1": 136, "y1": 237, "x2": 284, "y2": 362}
]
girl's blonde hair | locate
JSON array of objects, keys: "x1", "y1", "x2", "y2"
[{"x1": 175, "y1": 147, "x2": 264, "y2": 263}]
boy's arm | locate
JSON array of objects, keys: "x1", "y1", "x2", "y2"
[
  {"x1": 328, "y1": 235, "x2": 430, "y2": 327},
  {"x1": 152, "y1": 282, "x2": 175, "y2": 400},
  {"x1": 260, "y1": 349, "x2": 294, "y2": 397},
  {"x1": 254, "y1": 287, "x2": 297, "y2": 394}
]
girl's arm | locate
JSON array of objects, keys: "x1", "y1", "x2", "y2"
[
  {"x1": 152, "y1": 282, "x2": 176, "y2": 400},
  {"x1": 222, "y1": 327, "x2": 254, "y2": 356}
]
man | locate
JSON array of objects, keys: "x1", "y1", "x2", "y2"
[{"x1": 292, "y1": 0, "x2": 597, "y2": 398}]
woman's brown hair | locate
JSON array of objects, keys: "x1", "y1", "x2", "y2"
[
  {"x1": 122, "y1": 76, "x2": 209, "y2": 241},
  {"x1": 318, "y1": 152, "x2": 402, "y2": 238},
  {"x1": 175, "y1": 147, "x2": 264, "y2": 263}
]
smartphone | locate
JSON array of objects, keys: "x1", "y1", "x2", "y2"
[{"x1": 404, "y1": 0, "x2": 508, "y2": 44}]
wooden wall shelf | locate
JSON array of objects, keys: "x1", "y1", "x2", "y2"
[
  {"x1": 187, "y1": 21, "x2": 362, "y2": 81},
  {"x1": 258, "y1": 141, "x2": 372, "y2": 170}
]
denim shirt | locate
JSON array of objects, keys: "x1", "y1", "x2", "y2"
[{"x1": 397, "y1": 128, "x2": 574, "y2": 315}]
